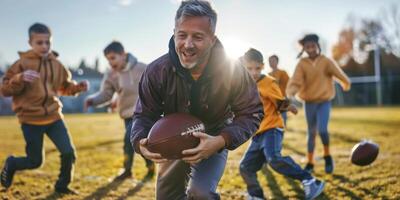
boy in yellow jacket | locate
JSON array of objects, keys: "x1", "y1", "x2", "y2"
[
  {"x1": 268, "y1": 55, "x2": 290, "y2": 126},
  {"x1": 0, "y1": 23, "x2": 88, "y2": 194},
  {"x1": 286, "y1": 34, "x2": 351, "y2": 174},
  {"x1": 239, "y1": 48, "x2": 324, "y2": 200}
]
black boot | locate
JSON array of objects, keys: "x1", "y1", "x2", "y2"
[
  {"x1": 114, "y1": 170, "x2": 133, "y2": 181},
  {"x1": 1, "y1": 156, "x2": 16, "y2": 189},
  {"x1": 55, "y1": 152, "x2": 75, "y2": 192},
  {"x1": 324, "y1": 155, "x2": 334, "y2": 174}
]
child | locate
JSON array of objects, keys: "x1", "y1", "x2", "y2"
[
  {"x1": 0, "y1": 23, "x2": 88, "y2": 194},
  {"x1": 268, "y1": 55, "x2": 290, "y2": 126},
  {"x1": 240, "y1": 48, "x2": 325, "y2": 200},
  {"x1": 85, "y1": 41, "x2": 154, "y2": 180},
  {"x1": 286, "y1": 34, "x2": 351, "y2": 173}
]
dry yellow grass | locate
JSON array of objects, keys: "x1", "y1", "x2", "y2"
[{"x1": 0, "y1": 107, "x2": 399, "y2": 199}]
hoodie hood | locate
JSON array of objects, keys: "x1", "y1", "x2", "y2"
[
  {"x1": 18, "y1": 50, "x2": 59, "y2": 60},
  {"x1": 122, "y1": 53, "x2": 138, "y2": 72}
]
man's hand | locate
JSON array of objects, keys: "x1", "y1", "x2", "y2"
[
  {"x1": 78, "y1": 80, "x2": 89, "y2": 92},
  {"x1": 181, "y1": 132, "x2": 225, "y2": 165},
  {"x1": 139, "y1": 138, "x2": 168, "y2": 163},
  {"x1": 22, "y1": 70, "x2": 40, "y2": 83}
]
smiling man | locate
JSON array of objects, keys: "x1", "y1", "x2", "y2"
[{"x1": 130, "y1": 0, "x2": 263, "y2": 199}]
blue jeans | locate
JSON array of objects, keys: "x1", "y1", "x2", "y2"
[
  {"x1": 304, "y1": 101, "x2": 331, "y2": 153},
  {"x1": 156, "y1": 149, "x2": 228, "y2": 200},
  {"x1": 240, "y1": 129, "x2": 312, "y2": 198},
  {"x1": 281, "y1": 111, "x2": 287, "y2": 127},
  {"x1": 123, "y1": 118, "x2": 153, "y2": 171},
  {"x1": 13, "y1": 120, "x2": 76, "y2": 189}
]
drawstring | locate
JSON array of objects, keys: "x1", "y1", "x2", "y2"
[{"x1": 48, "y1": 59, "x2": 54, "y2": 83}]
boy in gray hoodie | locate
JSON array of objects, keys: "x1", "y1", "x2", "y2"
[{"x1": 85, "y1": 41, "x2": 154, "y2": 180}]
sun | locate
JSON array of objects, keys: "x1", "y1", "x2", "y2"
[{"x1": 220, "y1": 36, "x2": 252, "y2": 60}]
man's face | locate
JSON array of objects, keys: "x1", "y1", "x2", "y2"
[
  {"x1": 29, "y1": 33, "x2": 51, "y2": 57},
  {"x1": 304, "y1": 41, "x2": 318, "y2": 58},
  {"x1": 174, "y1": 16, "x2": 216, "y2": 69},
  {"x1": 105, "y1": 52, "x2": 126, "y2": 71},
  {"x1": 244, "y1": 59, "x2": 264, "y2": 81},
  {"x1": 269, "y1": 57, "x2": 278, "y2": 70}
]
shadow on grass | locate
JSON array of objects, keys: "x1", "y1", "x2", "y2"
[
  {"x1": 262, "y1": 166, "x2": 285, "y2": 199},
  {"x1": 282, "y1": 175, "x2": 303, "y2": 199},
  {"x1": 79, "y1": 174, "x2": 153, "y2": 200},
  {"x1": 42, "y1": 192, "x2": 66, "y2": 200},
  {"x1": 289, "y1": 129, "x2": 359, "y2": 144},
  {"x1": 116, "y1": 176, "x2": 152, "y2": 200},
  {"x1": 81, "y1": 178, "x2": 126, "y2": 200},
  {"x1": 46, "y1": 139, "x2": 121, "y2": 154},
  {"x1": 331, "y1": 174, "x2": 391, "y2": 199}
]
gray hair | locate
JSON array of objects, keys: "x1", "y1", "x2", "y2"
[{"x1": 175, "y1": 0, "x2": 217, "y2": 33}]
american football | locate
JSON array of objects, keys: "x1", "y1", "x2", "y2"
[
  {"x1": 350, "y1": 140, "x2": 379, "y2": 166},
  {"x1": 146, "y1": 113, "x2": 204, "y2": 159}
]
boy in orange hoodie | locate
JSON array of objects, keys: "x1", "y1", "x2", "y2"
[
  {"x1": 240, "y1": 48, "x2": 324, "y2": 200},
  {"x1": 268, "y1": 55, "x2": 290, "y2": 126},
  {"x1": 0, "y1": 23, "x2": 88, "y2": 194}
]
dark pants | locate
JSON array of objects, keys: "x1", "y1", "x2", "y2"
[
  {"x1": 123, "y1": 118, "x2": 153, "y2": 171},
  {"x1": 13, "y1": 120, "x2": 76, "y2": 189},
  {"x1": 156, "y1": 149, "x2": 228, "y2": 200},
  {"x1": 240, "y1": 129, "x2": 312, "y2": 198}
]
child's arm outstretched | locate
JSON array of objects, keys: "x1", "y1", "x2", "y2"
[
  {"x1": 84, "y1": 73, "x2": 116, "y2": 109},
  {"x1": 58, "y1": 65, "x2": 88, "y2": 96}
]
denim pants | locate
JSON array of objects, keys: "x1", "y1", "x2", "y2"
[
  {"x1": 281, "y1": 111, "x2": 287, "y2": 127},
  {"x1": 124, "y1": 118, "x2": 153, "y2": 171},
  {"x1": 156, "y1": 149, "x2": 228, "y2": 200},
  {"x1": 304, "y1": 101, "x2": 331, "y2": 153},
  {"x1": 239, "y1": 129, "x2": 312, "y2": 198},
  {"x1": 13, "y1": 119, "x2": 76, "y2": 189}
]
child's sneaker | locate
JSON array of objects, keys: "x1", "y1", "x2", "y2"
[
  {"x1": 1, "y1": 156, "x2": 16, "y2": 189},
  {"x1": 304, "y1": 163, "x2": 314, "y2": 173},
  {"x1": 302, "y1": 178, "x2": 325, "y2": 200},
  {"x1": 324, "y1": 155, "x2": 334, "y2": 174}
]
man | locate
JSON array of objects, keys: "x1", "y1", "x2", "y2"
[{"x1": 130, "y1": 0, "x2": 263, "y2": 199}]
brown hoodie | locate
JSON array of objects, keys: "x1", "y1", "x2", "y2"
[{"x1": 1, "y1": 50, "x2": 83, "y2": 124}]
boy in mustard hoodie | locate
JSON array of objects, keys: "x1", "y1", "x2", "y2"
[
  {"x1": 268, "y1": 55, "x2": 290, "y2": 126},
  {"x1": 286, "y1": 34, "x2": 351, "y2": 174},
  {"x1": 0, "y1": 23, "x2": 88, "y2": 194},
  {"x1": 240, "y1": 48, "x2": 324, "y2": 200}
]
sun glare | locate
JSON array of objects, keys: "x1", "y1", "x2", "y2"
[{"x1": 220, "y1": 36, "x2": 252, "y2": 60}]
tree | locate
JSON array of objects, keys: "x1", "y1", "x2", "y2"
[
  {"x1": 379, "y1": 3, "x2": 400, "y2": 57},
  {"x1": 332, "y1": 3, "x2": 400, "y2": 65}
]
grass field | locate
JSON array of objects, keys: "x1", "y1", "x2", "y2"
[{"x1": 0, "y1": 107, "x2": 399, "y2": 200}]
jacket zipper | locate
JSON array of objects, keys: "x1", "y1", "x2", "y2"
[{"x1": 42, "y1": 59, "x2": 48, "y2": 116}]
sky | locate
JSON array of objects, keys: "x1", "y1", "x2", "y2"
[{"x1": 0, "y1": 0, "x2": 398, "y2": 75}]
